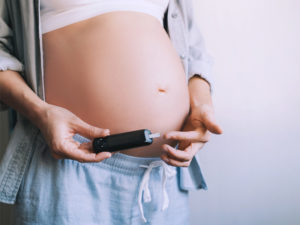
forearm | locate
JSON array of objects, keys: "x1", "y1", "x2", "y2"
[
  {"x1": 0, "y1": 70, "x2": 49, "y2": 128},
  {"x1": 188, "y1": 75, "x2": 212, "y2": 109}
]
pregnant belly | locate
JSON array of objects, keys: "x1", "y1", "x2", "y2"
[{"x1": 43, "y1": 11, "x2": 190, "y2": 157}]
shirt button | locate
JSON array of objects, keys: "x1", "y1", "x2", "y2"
[
  {"x1": 171, "y1": 13, "x2": 178, "y2": 19},
  {"x1": 180, "y1": 54, "x2": 186, "y2": 59}
]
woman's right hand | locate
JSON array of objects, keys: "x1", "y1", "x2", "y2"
[{"x1": 36, "y1": 103, "x2": 112, "y2": 163}]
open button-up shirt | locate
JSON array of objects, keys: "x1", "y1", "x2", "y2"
[{"x1": 0, "y1": 0, "x2": 213, "y2": 204}]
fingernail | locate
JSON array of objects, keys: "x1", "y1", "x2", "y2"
[
  {"x1": 106, "y1": 153, "x2": 112, "y2": 158},
  {"x1": 105, "y1": 129, "x2": 110, "y2": 135}
]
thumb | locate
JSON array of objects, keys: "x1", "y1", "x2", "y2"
[
  {"x1": 74, "y1": 119, "x2": 110, "y2": 139},
  {"x1": 202, "y1": 112, "x2": 223, "y2": 134}
]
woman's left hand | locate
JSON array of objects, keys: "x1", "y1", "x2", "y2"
[{"x1": 161, "y1": 104, "x2": 223, "y2": 167}]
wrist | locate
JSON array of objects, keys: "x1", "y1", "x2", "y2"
[
  {"x1": 188, "y1": 74, "x2": 212, "y2": 93},
  {"x1": 188, "y1": 75, "x2": 212, "y2": 109},
  {"x1": 29, "y1": 100, "x2": 51, "y2": 129}
]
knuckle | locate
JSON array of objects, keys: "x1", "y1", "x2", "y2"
[
  {"x1": 70, "y1": 151, "x2": 87, "y2": 163},
  {"x1": 88, "y1": 126, "x2": 97, "y2": 137},
  {"x1": 191, "y1": 118, "x2": 202, "y2": 127},
  {"x1": 93, "y1": 154, "x2": 102, "y2": 162},
  {"x1": 97, "y1": 157, "x2": 106, "y2": 162},
  {"x1": 50, "y1": 139, "x2": 62, "y2": 151},
  {"x1": 173, "y1": 135, "x2": 179, "y2": 140},
  {"x1": 182, "y1": 154, "x2": 191, "y2": 161},
  {"x1": 186, "y1": 154, "x2": 193, "y2": 161},
  {"x1": 169, "y1": 162, "x2": 177, "y2": 167},
  {"x1": 199, "y1": 134, "x2": 209, "y2": 143},
  {"x1": 183, "y1": 161, "x2": 191, "y2": 167},
  {"x1": 77, "y1": 158, "x2": 85, "y2": 163},
  {"x1": 161, "y1": 154, "x2": 169, "y2": 162},
  {"x1": 167, "y1": 160, "x2": 176, "y2": 167},
  {"x1": 201, "y1": 137, "x2": 209, "y2": 143},
  {"x1": 51, "y1": 152, "x2": 61, "y2": 160}
]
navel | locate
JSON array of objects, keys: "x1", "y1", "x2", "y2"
[
  {"x1": 156, "y1": 82, "x2": 168, "y2": 95},
  {"x1": 158, "y1": 88, "x2": 167, "y2": 93}
]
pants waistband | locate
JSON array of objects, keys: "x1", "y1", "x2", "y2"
[
  {"x1": 37, "y1": 132, "x2": 177, "y2": 223},
  {"x1": 37, "y1": 132, "x2": 175, "y2": 175}
]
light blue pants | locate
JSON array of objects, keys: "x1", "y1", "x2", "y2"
[{"x1": 11, "y1": 131, "x2": 190, "y2": 225}]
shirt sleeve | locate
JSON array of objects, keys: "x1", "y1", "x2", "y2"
[
  {"x1": 186, "y1": 0, "x2": 214, "y2": 92},
  {"x1": 0, "y1": 0, "x2": 24, "y2": 111}
]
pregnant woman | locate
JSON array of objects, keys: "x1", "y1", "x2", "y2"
[{"x1": 0, "y1": 0, "x2": 222, "y2": 224}]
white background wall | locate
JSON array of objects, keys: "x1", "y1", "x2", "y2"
[
  {"x1": 189, "y1": 0, "x2": 300, "y2": 224},
  {"x1": 1, "y1": 0, "x2": 300, "y2": 224}
]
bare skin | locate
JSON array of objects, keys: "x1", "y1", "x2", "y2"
[
  {"x1": 43, "y1": 11, "x2": 190, "y2": 157},
  {"x1": 162, "y1": 77, "x2": 223, "y2": 167},
  {"x1": 0, "y1": 12, "x2": 222, "y2": 165}
]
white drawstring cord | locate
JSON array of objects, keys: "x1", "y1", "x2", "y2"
[{"x1": 138, "y1": 160, "x2": 176, "y2": 223}]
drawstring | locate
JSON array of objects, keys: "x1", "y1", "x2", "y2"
[{"x1": 138, "y1": 160, "x2": 176, "y2": 223}]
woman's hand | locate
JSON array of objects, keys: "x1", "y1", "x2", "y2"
[
  {"x1": 160, "y1": 76, "x2": 223, "y2": 167},
  {"x1": 161, "y1": 105, "x2": 222, "y2": 167},
  {"x1": 37, "y1": 104, "x2": 112, "y2": 163}
]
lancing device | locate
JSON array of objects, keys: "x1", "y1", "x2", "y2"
[{"x1": 92, "y1": 129, "x2": 160, "y2": 153}]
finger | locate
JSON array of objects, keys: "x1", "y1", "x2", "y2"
[
  {"x1": 73, "y1": 119, "x2": 110, "y2": 139},
  {"x1": 162, "y1": 143, "x2": 204, "y2": 162},
  {"x1": 177, "y1": 140, "x2": 191, "y2": 152},
  {"x1": 49, "y1": 139, "x2": 79, "y2": 159},
  {"x1": 163, "y1": 130, "x2": 210, "y2": 143},
  {"x1": 202, "y1": 112, "x2": 223, "y2": 134},
  {"x1": 78, "y1": 141, "x2": 93, "y2": 150},
  {"x1": 61, "y1": 140, "x2": 111, "y2": 162},
  {"x1": 161, "y1": 153, "x2": 191, "y2": 167},
  {"x1": 162, "y1": 144, "x2": 193, "y2": 162},
  {"x1": 51, "y1": 152, "x2": 65, "y2": 160},
  {"x1": 78, "y1": 141, "x2": 117, "y2": 156}
]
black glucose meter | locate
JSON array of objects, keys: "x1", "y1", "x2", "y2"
[{"x1": 92, "y1": 129, "x2": 160, "y2": 153}]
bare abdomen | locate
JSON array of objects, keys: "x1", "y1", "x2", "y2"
[{"x1": 43, "y1": 11, "x2": 190, "y2": 157}]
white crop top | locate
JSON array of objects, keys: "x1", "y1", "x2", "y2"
[{"x1": 40, "y1": 0, "x2": 170, "y2": 34}]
